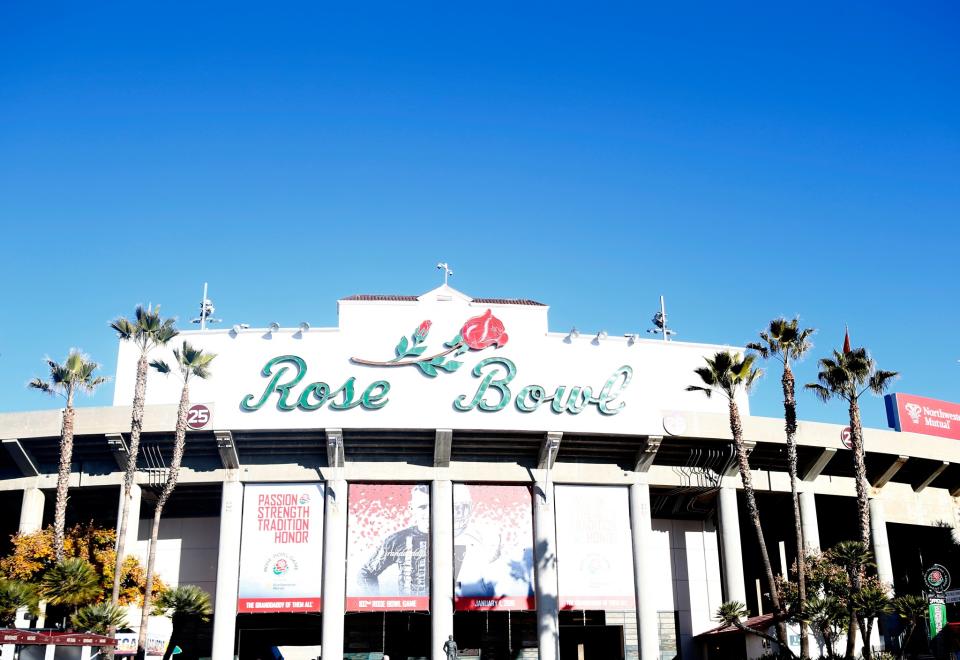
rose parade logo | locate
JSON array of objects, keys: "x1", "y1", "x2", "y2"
[
  {"x1": 240, "y1": 309, "x2": 633, "y2": 416},
  {"x1": 298, "y1": 493, "x2": 310, "y2": 505},
  {"x1": 264, "y1": 553, "x2": 297, "y2": 577}
]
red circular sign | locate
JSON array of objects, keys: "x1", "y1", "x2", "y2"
[
  {"x1": 187, "y1": 404, "x2": 211, "y2": 430},
  {"x1": 840, "y1": 426, "x2": 852, "y2": 449}
]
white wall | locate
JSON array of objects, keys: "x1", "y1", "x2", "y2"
[
  {"x1": 649, "y1": 519, "x2": 724, "y2": 659},
  {"x1": 133, "y1": 516, "x2": 220, "y2": 602}
]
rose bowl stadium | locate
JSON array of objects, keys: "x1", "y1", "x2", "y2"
[{"x1": 0, "y1": 284, "x2": 957, "y2": 660}]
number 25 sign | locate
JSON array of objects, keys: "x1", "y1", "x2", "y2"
[{"x1": 187, "y1": 404, "x2": 211, "y2": 430}]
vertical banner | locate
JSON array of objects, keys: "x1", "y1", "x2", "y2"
[
  {"x1": 555, "y1": 485, "x2": 636, "y2": 610},
  {"x1": 454, "y1": 484, "x2": 536, "y2": 611},
  {"x1": 238, "y1": 483, "x2": 324, "y2": 613},
  {"x1": 346, "y1": 483, "x2": 431, "y2": 611}
]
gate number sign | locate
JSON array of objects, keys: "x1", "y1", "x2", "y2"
[{"x1": 187, "y1": 404, "x2": 211, "y2": 430}]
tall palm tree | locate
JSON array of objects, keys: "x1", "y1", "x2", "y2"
[
  {"x1": 687, "y1": 351, "x2": 792, "y2": 652},
  {"x1": 136, "y1": 342, "x2": 215, "y2": 660},
  {"x1": 29, "y1": 351, "x2": 109, "y2": 561},
  {"x1": 829, "y1": 540, "x2": 874, "y2": 659},
  {"x1": 747, "y1": 317, "x2": 815, "y2": 659},
  {"x1": 152, "y1": 585, "x2": 212, "y2": 660},
  {"x1": 805, "y1": 343, "x2": 898, "y2": 547},
  {"x1": 109, "y1": 306, "x2": 178, "y2": 608}
]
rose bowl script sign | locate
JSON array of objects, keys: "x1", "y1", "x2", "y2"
[{"x1": 886, "y1": 393, "x2": 960, "y2": 441}]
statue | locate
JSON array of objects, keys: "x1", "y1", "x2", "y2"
[{"x1": 442, "y1": 634, "x2": 459, "y2": 660}]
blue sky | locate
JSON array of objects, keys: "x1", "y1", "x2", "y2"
[{"x1": 1, "y1": 2, "x2": 958, "y2": 428}]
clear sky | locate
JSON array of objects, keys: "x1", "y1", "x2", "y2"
[{"x1": 1, "y1": 2, "x2": 958, "y2": 429}]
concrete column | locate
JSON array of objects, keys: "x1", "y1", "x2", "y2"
[
  {"x1": 799, "y1": 490, "x2": 821, "y2": 553},
  {"x1": 629, "y1": 482, "x2": 659, "y2": 660},
  {"x1": 431, "y1": 480, "x2": 454, "y2": 660},
  {"x1": 321, "y1": 479, "x2": 347, "y2": 660},
  {"x1": 870, "y1": 499, "x2": 894, "y2": 589},
  {"x1": 16, "y1": 486, "x2": 46, "y2": 626},
  {"x1": 19, "y1": 487, "x2": 44, "y2": 534},
  {"x1": 533, "y1": 480, "x2": 560, "y2": 660},
  {"x1": 115, "y1": 483, "x2": 142, "y2": 558},
  {"x1": 211, "y1": 479, "x2": 243, "y2": 660},
  {"x1": 718, "y1": 487, "x2": 746, "y2": 605}
]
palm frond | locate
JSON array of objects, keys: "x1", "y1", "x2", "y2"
[
  {"x1": 28, "y1": 378, "x2": 54, "y2": 394},
  {"x1": 868, "y1": 369, "x2": 899, "y2": 395},
  {"x1": 110, "y1": 318, "x2": 136, "y2": 339},
  {"x1": 805, "y1": 383, "x2": 833, "y2": 403},
  {"x1": 150, "y1": 359, "x2": 172, "y2": 375},
  {"x1": 686, "y1": 385, "x2": 713, "y2": 398}
]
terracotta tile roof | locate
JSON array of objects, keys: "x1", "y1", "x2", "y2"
[
  {"x1": 697, "y1": 613, "x2": 781, "y2": 637},
  {"x1": 340, "y1": 294, "x2": 418, "y2": 302},
  {"x1": 340, "y1": 294, "x2": 545, "y2": 306}
]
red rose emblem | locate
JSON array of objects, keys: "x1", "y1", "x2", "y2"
[
  {"x1": 414, "y1": 320, "x2": 432, "y2": 342},
  {"x1": 460, "y1": 309, "x2": 509, "y2": 350}
]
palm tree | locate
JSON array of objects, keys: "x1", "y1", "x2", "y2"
[
  {"x1": 136, "y1": 342, "x2": 215, "y2": 660},
  {"x1": 152, "y1": 585, "x2": 212, "y2": 660},
  {"x1": 0, "y1": 579, "x2": 39, "y2": 627},
  {"x1": 715, "y1": 600, "x2": 793, "y2": 657},
  {"x1": 29, "y1": 351, "x2": 109, "y2": 561},
  {"x1": 829, "y1": 540, "x2": 874, "y2": 659},
  {"x1": 72, "y1": 602, "x2": 129, "y2": 634},
  {"x1": 39, "y1": 557, "x2": 101, "y2": 623},
  {"x1": 109, "y1": 306, "x2": 178, "y2": 609},
  {"x1": 748, "y1": 317, "x2": 815, "y2": 660},
  {"x1": 892, "y1": 594, "x2": 926, "y2": 660},
  {"x1": 687, "y1": 351, "x2": 792, "y2": 653},
  {"x1": 853, "y1": 583, "x2": 891, "y2": 660},
  {"x1": 806, "y1": 344, "x2": 898, "y2": 548}
]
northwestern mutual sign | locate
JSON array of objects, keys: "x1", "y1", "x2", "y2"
[{"x1": 886, "y1": 393, "x2": 960, "y2": 441}]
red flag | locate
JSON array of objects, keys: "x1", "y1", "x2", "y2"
[{"x1": 843, "y1": 326, "x2": 851, "y2": 354}]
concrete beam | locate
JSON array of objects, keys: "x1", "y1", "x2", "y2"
[
  {"x1": 433, "y1": 428, "x2": 452, "y2": 468},
  {"x1": 537, "y1": 432, "x2": 562, "y2": 470},
  {"x1": 951, "y1": 484, "x2": 960, "y2": 498},
  {"x1": 802, "y1": 447, "x2": 837, "y2": 481},
  {"x1": 2, "y1": 439, "x2": 39, "y2": 477},
  {"x1": 723, "y1": 439, "x2": 756, "y2": 477},
  {"x1": 105, "y1": 433, "x2": 129, "y2": 470},
  {"x1": 871, "y1": 455, "x2": 909, "y2": 489},
  {"x1": 913, "y1": 461, "x2": 949, "y2": 493},
  {"x1": 633, "y1": 435, "x2": 662, "y2": 473},
  {"x1": 214, "y1": 430, "x2": 240, "y2": 470},
  {"x1": 326, "y1": 428, "x2": 344, "y2": 468}
]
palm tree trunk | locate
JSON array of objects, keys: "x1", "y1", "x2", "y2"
[
  {"x1": 863, "y1": 617, "x2": 874, "y2": 660},
  {"x1": 136, "y1": 381, "x2": 190, "y2": 660},
  {"x1": 729, "y1": 400, "x2": 793, "y2": 658},
  {"x1": 782, "y1": 365, "x2": 809, "y2": 659},
  {"x1": 136, "y1": 502, "x2": 164, "y2": 660},
  {"x1": 109, "y1": 355, "x2": 149, "y2": 659},
  {"x1": 845, "y1": 570, "x2": 862, "y2": 659},
  {"x1": 112, "y1": 354, "x2": 149, "y2": 603},
  {"x1": 846, "y1": 398, "x2": 869, "y2": 659},
  {"x1": 54, "y1": 392, "x2": 76, "y2": 562},
  {"x1": 848, "y1": 398, "x2": 871, "y2": 547}
]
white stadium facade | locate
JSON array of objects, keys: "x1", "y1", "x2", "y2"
[{"x1": 1, "y1": 285, "x2": 958, "y2": 660}]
